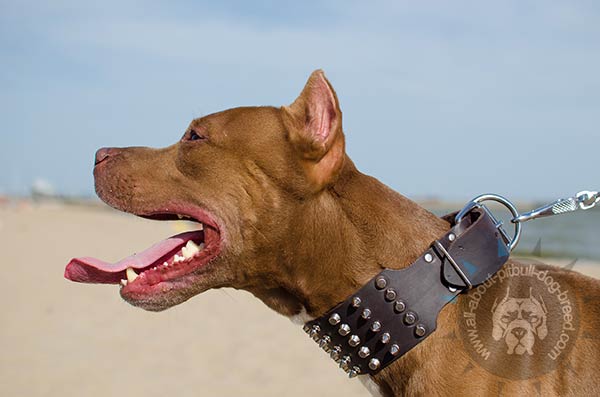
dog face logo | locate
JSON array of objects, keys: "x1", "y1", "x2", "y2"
[
  {"x1": 491, "y1": 287, "x2": 548, "y2": 355},
  {"x1": 459, "y1": 263, "x2": 580, "y2": 380}
]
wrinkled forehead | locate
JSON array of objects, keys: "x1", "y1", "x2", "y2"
[{"x1": 189, "y1": 106, "x2": 282, "y2": 134}]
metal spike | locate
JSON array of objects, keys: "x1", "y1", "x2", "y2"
[
  {"x1": 338, "y1": 323, "x2": 351, "y2": 336},
  {"x1": 351, "y1": 296, "x2": 362, "y2": 308},
  {"x1": 330, "y1": 345, "x2": 342, "y2": 360},
  {"x1": 415, "y1": 324, "x2": 426, "y2": 337},
  {"x1": 380, "y1": 332, "x2": 391, "y2": 344},
  {"x1": 319, "y1": 335, "x2": 331, "y2": 348},
  {"x1": 348, "y1": 334, "x2": 361, "y2": 347},
  {"x1": 303, "y1": 324, "x2": 311, "y2": 333},
  {"x1": 339, "y1": 355, "x2": 351, "y2": 370},
  {"x1": 375, "y1": 276, "x2": 387, "y2": 289},
  {"x1": 361, "y1": 308, "x2": 372, "y2": 320},
  {"x1": 394, "y1": 300, "x2": 406, "y2": 313},
  {"x1": 370, "y1": 321, "x2": 382, "y2": 332},
  {"x1": 368, "y1": 358, "x2": 381, "y2": 371},
  {"x1": 348, "y1": 366, "x2": 361, "y2": 378},
  {"x1": 328, "y1": 313, "x2": 341, "y2": 325},
  {"x1": 424, "y1": 253, "x2": 433, "y2": 263},
  {"x1": 358, "y1": 346, "x2": 371, "y2": 358},
  {"x1": 404, "y1": 311, "x2": 417, "y2": 325},
  {"x1": 385, "y1": 288, "x2": 397, "y2": 301},
  {"x1": 390, "y1": 343, "x2": 400, "y2": 356},
  {"x1": 310, "y1": 325, "x2": 321, "y2": 339}
]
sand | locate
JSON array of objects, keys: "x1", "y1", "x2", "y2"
[{"x1": 1, "y1": 204, "x2": 598, "y2": 397}]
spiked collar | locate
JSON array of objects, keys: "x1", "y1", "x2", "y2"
[{"x1": 303, "y1": 203, "x2": 512, "y2": 377}]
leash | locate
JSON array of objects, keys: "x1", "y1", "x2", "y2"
[{"x1": 303, "y1": 190, "x2": 599, "y2": 377}]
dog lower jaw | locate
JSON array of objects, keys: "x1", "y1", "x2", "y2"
[
  {"x1": 120, "y1": 280, "x2": 204, "y2": 312},
  {"x1": 119, "y1": 269, "x2": 208, "y2": 311},
  {"x1": 115, "y1": 230, "x2": 239, "y2": 313},
  {"x1": 107, "y1": 203, "x2": 227, "y2": 309},
  {"x1": 119, "y1": 260, "x2": 229, "y2": 311}
]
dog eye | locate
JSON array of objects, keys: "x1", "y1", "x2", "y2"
[
  {"x1": 523, "y1": 311, "x2": 537, "y2": 322},
  {"x1": 190, "y1": 131, "x2": 202, "y2": 141},
  {"x1": 185, "y1": 130, "x2": 206, "y2": 142}
]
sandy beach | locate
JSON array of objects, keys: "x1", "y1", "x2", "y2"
[{"x1": 1, "y1": 203, "x2": 598, "y2": 397}]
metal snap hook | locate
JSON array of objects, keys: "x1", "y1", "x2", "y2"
[
  {"x1": 455, "y1": 194, "x2": 522, "y2": 252},
  {"x1": 512, "y1": 190, "x2": 599, "y2": 223},
  {"x1": 576, "y1": 190, "x2": 600, "y2": 210}
]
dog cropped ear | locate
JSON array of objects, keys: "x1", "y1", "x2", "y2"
[
  {"x1": 537, "y1": 314, "x2": 548, "y2": 340},
  {"x1": 536, "y1": 294, "x2": 548, "y2": 340},
  {"x1": 491, "y1": 288, "x2": 510, "y2": 341},
  {"x1": 491, "y1": 297, "x2": 504, "y2": 341},
  {"x1": 282, "y1": 70, "x2": 345, "y2": 190}
]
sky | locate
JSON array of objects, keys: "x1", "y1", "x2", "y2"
[{"x1": 1, "y1": 0, "x2": 599, "y2": 200}]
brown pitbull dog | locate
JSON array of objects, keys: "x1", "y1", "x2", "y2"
[{"x1": 66, "y1": 70, "x2": 600, "y2": 396}]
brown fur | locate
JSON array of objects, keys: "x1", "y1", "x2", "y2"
[{"x1": 94, "y1": 70, "x2": 600, "y2": 396}]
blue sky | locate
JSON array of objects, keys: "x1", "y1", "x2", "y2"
[{"x1": 1, "y1": 0, "x2": 599, "y2": 200}]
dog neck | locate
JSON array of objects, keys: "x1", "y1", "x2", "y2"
[
  {"x1": 256, "y1": 158, "x2": 452, "y2": 395},
  {"x1": 291, "y1": 158, "x2": 450, "y2": 314}
]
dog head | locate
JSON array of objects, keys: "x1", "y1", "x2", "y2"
[
  {"x1": 491, "y1": 287, "x2": 548, "y2": 355},
  {"x1": 66, "y1": 70, "x2": 389, "y2": 315}
]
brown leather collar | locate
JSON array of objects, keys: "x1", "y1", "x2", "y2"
[{"x1": 303, "y1": 206, "x2": 511, "y2": 377}]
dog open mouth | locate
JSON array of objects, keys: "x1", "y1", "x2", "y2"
[{"x1": 64, "y1": 206, "x2": 222, "y2": 298}]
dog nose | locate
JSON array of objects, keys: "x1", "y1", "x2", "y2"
[
  {"x1": 95, "y1": 147, "x2": 120, "y2": 166},
  {"x1": 511, "y1": 327, "x2": 527, "y2": 339}
]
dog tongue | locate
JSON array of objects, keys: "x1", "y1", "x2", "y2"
[{"x1": 64, "y1": 231, "x2": 202, "y2": 284}]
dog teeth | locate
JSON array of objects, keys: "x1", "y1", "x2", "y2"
[
  {"x1": 182, "y1": 240, "x2": 201, "y2": 259},
  {"x1": 186, "y1": 240, "x2": 200, "y2": 250},
  {"x1": 181, "y1": 247, "x2": 190, "y2": 259},
  {"x1": 120, "y1": 240, "x2": 206, "y2": 284},
  {"x1": 126, "y1": 267, "x2": 138, "y2": 283},
  {"x1": 175, "y1": 214, "x2": 206, "y2": 231}
]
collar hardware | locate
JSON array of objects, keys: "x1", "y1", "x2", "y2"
[
  {"x1": 303, "y1": 204, "x2": 511, "y2": 377},
  {"x1": 303, "y1": 189, "x2": 597, "y2": 378}
]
